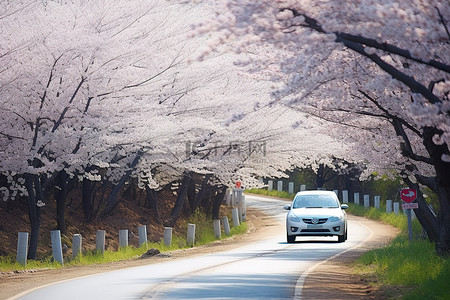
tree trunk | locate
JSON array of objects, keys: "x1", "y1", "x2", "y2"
[
  {"x1": 166, "y1": 174, "x2": 190, "y2": 227},
  {"x1": 100, "y1": 153, "x2": 142, "y2": 218},
  {"x1": 212, "y1": 186, "x2": 227, "y2": 220},
  {"x1": 191, "y1": 174, "x2": 211, "y2": 213},
  {"x1": 55, "y1": 171, "x2": 69, "y2": 234},
  {"x1": 82, "y1": 178, "x2": 95, "y2": 222},
  {"x1": 145, "y1": 185, "x2": 161, "y2": 223},
  {"x1": 423, "y1": 127, "x2": 450, "y2": 255},
  {"x1": 24, "y1": 174, "x2": 42, "y2": 260},
  {"x1": 404, "y1": 177, "x2": 439, "y2": 242},
  {"x1": 186, "y1": 176, "x2": 196, "y2": 214}
]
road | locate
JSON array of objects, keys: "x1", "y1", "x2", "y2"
[{"x1": 11, "y1": 194, "x2": 373, "y2": 300}]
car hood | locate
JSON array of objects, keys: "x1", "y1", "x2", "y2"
[{"x1": 290, "y1": 207, "x2": 344, "y2": 217}]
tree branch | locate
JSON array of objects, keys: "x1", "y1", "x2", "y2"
[
  {"x1": 51, "y1": 76, "x2": 85, "y2": 133},
  {"x1": 285, "y1": 10, "x2": 446, "y2": 104}
]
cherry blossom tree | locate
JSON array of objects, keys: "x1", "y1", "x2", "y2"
[
  {"x1": 1, "y1": 0, "x2": 251, "y2": 258},
  {"x1": 1, "y1": 0, "x2": 347, "y2": 259},
  {"x1": 187, "y1": 0, "x2": 450, "y2": 253}
]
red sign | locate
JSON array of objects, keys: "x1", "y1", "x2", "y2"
[
  {"x1": 400, "y1": 188, "x2": 417, "y2": 203},
  {"x1": 402, "y1": 202, "x2": 419, "y2": 210},
  {"x1": 235, "y1": 181, "x2": 242, "y2": 189}
]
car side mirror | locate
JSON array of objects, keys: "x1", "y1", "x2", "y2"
[
  {"x1": 283, "y1": 205, "x2": 291, "y2": 210},
  {"x1": 341, "y1": 204, "x2": 349, "y2": 210}
]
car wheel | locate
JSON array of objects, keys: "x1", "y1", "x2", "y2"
[
  {"x1": 287, "y1": 234, "x2": 296, "y2": 243},
  {"x1": 344, "y1": 229, "x2": 348, "y2": 241}
]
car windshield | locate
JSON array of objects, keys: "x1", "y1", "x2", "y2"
[{"x1": 292, "y1": 194, "x2": 339, "y2": 208}]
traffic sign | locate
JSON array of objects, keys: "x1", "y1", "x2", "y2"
[
  {"x1": 400, "y1": 188, "x2": 417, "y2": 203},
  {"x1": 402, "y1": 202, "x2": 418, "y2": 210},
  {"x1": 235, "y1": 181, "x2": 242, "y2": 189}
]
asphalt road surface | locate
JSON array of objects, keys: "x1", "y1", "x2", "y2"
[{"x1": 12, "y1": 194, "x2": 373, "y2": 300}]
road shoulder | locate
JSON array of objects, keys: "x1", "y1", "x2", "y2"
[{"x1": 301, "y1": 215, "x2": 400, "y2": 299}]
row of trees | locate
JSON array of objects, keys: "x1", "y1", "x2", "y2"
[
  {"x1": 0, "y1": 1, "x2": 344, "y2": 259},
  {"x1": 191, "y1": 0, "x2": 450, "y2": 254},
  {"x1": 2, "y1": 0, "x2": 448, "y2": 258}
]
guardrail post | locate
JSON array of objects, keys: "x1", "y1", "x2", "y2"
[
  {"x1": 374, "y1": 196, "x2": 381, "y2": 209},
  {"x1": 225, "y1": 188, "x2": 232, "y2": 206},
  {"x1": 213, "y1": 219, "x2": 221, "y2": 239},
  {"x1": 51, "y1": 230, "x2": 64, "y2": 265},
  {"x1": 96, "y1": 230, "x2": 106, "y2": 254},
  {"x1": 138, "y1": 225, "x2": 147, "y2": 248},
  {"x1": 354, "y1": 192, "x2": 360, "y2": 205},
  {"x1": 342, "y1": 190, "x2": 348, "y2": 203},
  {"x1": 119, "y1": 229, "x2": 128, "y2": 248},
  {"x1": 300, "y1": 184, "x2": 306, "y2": 191},
  {"x1": 277, "y1": 181, "x2": 283, "y2": 192},
  {"x1": 268, "y1": 180, "x2": 273, "y2": 191},
  {"x1": 72, "y1": 234, "x2": 82, "y2": 259},
  {"x1": 222, "y1": 216, "x2": 231, "y2": 235},
  {"x1": 232, "y1": 207, "x2": 240, "y2": 226},
  {"x1": 386, "y1": 200, "x2": 393, "y2": 213},
  {"x1": 393, "y1": 202, "x2": 400, "y2": 215},
  {"x1": 163, "y1": 227, "x2": 172, "y2": 246},
  {"x1": 288, "y1": 182, "x2": 294, "y2": 194},
  {"x1": 187, "y1": 223, "x2": 196, "y2": 247},
  {"x1": 364, "y1": 195, "x2": 370, "y2": 208},
  {"x1": 16, "y1": 232, "x2": 28, "y2": 266}
]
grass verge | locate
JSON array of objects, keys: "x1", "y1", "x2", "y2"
[
  {"x1": 347, "y1": 203, "x2": 450, "y2": 299},
  {"x1": 245, "y1": 188, "x2": 293, "y2": 199},
  {"x1": 0, "y1": 211, "x2": 247, "y2": 272}
]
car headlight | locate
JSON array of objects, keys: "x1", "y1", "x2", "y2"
[
  {"x1": 328, "y1": 216, "x2": 342, "y2": 222},
  {"x1": 288, "y1": 215, "x2": 301, "y2": 222}
]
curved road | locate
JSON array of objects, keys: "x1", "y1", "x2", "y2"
[{"x1": 12, "y1": 195, "x2": 373, "y2": 300}]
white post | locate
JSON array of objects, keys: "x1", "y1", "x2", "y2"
[
  {"x1": 232, "y1": 207, "x2": 240, "y2": 227},
  {"x1": 394, "y1": 202, "x2": 400, "y2": 215},
  {"x1": 241, "y1": 195, "x2": 246, "y2": 222},
  {"x1": 374, "y1": 196, "x2": 381, "y2": 209},
  {"x1": 386, "y1": 200, "x2": 393, "y2": 213},
  {"x1": 51, "y1": 230, "x2": 64, "y2": 265},
  {"x1": 72, "y1": 234, "x2": 82, "y2": 259},
  {"x1": 354, "y1": 192, "x2": 360, "y2": 205},
  {"x1": 300, "y1": 184, "x2": 306, "y2": 191},
  {"x1": 163, "y1": 227, "x2": 172, "y2": 246},
  {"x1": 213, "y1": 219, "x2": 221, "y2": 239},
  {"x1": 277, "y1": 180, "x2": 283, "y2": 192},
  {"x1": 364, "y1": 194, "x2": 370, "y2": 208},
  {"x1": 16, "y1": 232, "x2": 28, "y2": 266},
  {"x1": 96, "y1": 230, "x2": 106, "y2": 253},
  {"x1": 187, "y1": 223, "x2": 196, "y2": 247},
  {"x1": 225, "y1": 188, "x2": 232, "y2": 206},
  {"x1": 138, "y1": 225, "x2": 147, "y2": 248},
  {"x1": 222, "y1": 216, "x2": 231, "y2": 235},
  {"x1": 119, "y1": 229, "x2": 128, "y2": 248},
  {"x1": 288, "y1": 182, "x2": 294, "y2": 194},
  {"x1": 342, "y1": 190, "x2": 348, "y2": 204},
  {"x1": 268, "y1": 180, "x2": 273, "y2": 191}
]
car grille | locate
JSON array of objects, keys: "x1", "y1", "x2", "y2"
[
  {"x1": 301, "y1": 229, "x2": 331, "y2": 233},
  {"x1": 302, "y1": 218, "x2": 328, "y2": 224}
]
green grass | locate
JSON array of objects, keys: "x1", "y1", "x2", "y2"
[
  {"x1": 0, "y1": 211, "x2": 247, "y2": 272},
  {"x1": 347, "y1": 203, "x2": 450, "y2": 299},
  {"x1": 346, "y1": 203, "x2": 422, "y2": 235},
  {"x1": 245, "y1": 188, "x2": 293, "y2": 199}
]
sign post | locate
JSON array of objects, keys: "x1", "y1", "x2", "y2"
[{"x1": 400, "y1": 188, "x2": 417, "y2": 241}]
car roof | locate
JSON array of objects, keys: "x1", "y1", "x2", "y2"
[{"x1": 294, "y1": 190, "x2": 336, "y2": 196}]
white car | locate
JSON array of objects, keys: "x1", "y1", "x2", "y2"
[{"x1": 284, "y1": 190, "x2": 348, "y2": 243}]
